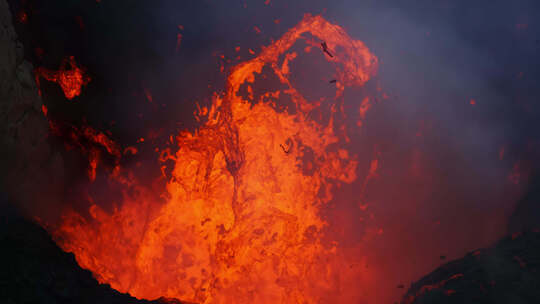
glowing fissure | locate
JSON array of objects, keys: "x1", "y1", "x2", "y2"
[{"x1": 52, "y1": 14, "x2": 378, "y2": 303}]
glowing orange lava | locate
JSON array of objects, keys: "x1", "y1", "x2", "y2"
[
  {"x1": 35, "y1": 56, "x2": 91, "y2": 100},
  {"x1": 51, "y1": 14, "x2": 378, "y2": 303}
]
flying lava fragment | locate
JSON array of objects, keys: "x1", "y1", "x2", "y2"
[
  {"x1": 321, "y1": 41, "x2": 334, "y2": 58},
  {"x1": 35, "y1": 56, "x2": 91, "y2": 100}
]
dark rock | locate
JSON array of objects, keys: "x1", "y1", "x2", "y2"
[
  {"x1": 401, "y1": 231, "x2": 540, "y2": 304},
  {"x1": 0, "y1": 0, "x2": 65, "y2": 216}
]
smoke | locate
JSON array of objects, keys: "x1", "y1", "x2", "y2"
[
  {"x1": 6, "y1": 0, "x2": 540, "y2": 303},
  {"x1": 320, "y1": 1, "x2": 540, "y2": 302}
]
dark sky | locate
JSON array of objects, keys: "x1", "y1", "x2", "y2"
[{"x1": 7, "y1": 0, "x2": 540, "y2": 303}]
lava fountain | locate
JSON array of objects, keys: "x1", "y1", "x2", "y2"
[{"x1": 51, "y1": 14, "x2": 378, "y2": 303}]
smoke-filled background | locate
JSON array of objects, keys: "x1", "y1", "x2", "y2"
[{"x1": 4, "y1": 0, "x2": 540, "y2": 303}]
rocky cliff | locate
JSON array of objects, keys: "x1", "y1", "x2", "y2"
[
  {"x1": 0, "y1": 0, "x2": 65, "y2": 215},
  {"x1": 401, "y1": 231, "x2": 540, "y2": 304}
]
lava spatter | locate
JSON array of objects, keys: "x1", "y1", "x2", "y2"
[{"x1": 35, "y1": 56, "x2": 91, "y2": 100}]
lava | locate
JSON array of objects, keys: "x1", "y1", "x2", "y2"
[
  {"x1": 403, "y1": 274, "x2": 464, "y2": 304},
  {"x1": 35, "y1": 56, "x2": 91, "y2": 100},
  {"x1": 43, "y1": 114, "x2": 123, "y2": 182},
  {"x1": 50, "y1": 14, "x2": 378, "y2": 303}
]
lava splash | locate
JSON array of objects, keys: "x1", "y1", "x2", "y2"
[
  {"x1": 52, "y1": 14, "x2": 378, "y2": 303},
  {"x1": 35, "y1": 56, "x2": 91, "y2": 100}
]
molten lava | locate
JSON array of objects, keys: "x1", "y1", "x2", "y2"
[
  {"x1": 35, "y1": 56, "x2": 91, "y2": 100},
  {"x1": 51, "y1": 14, "x2": 378, "y2": 303}
]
